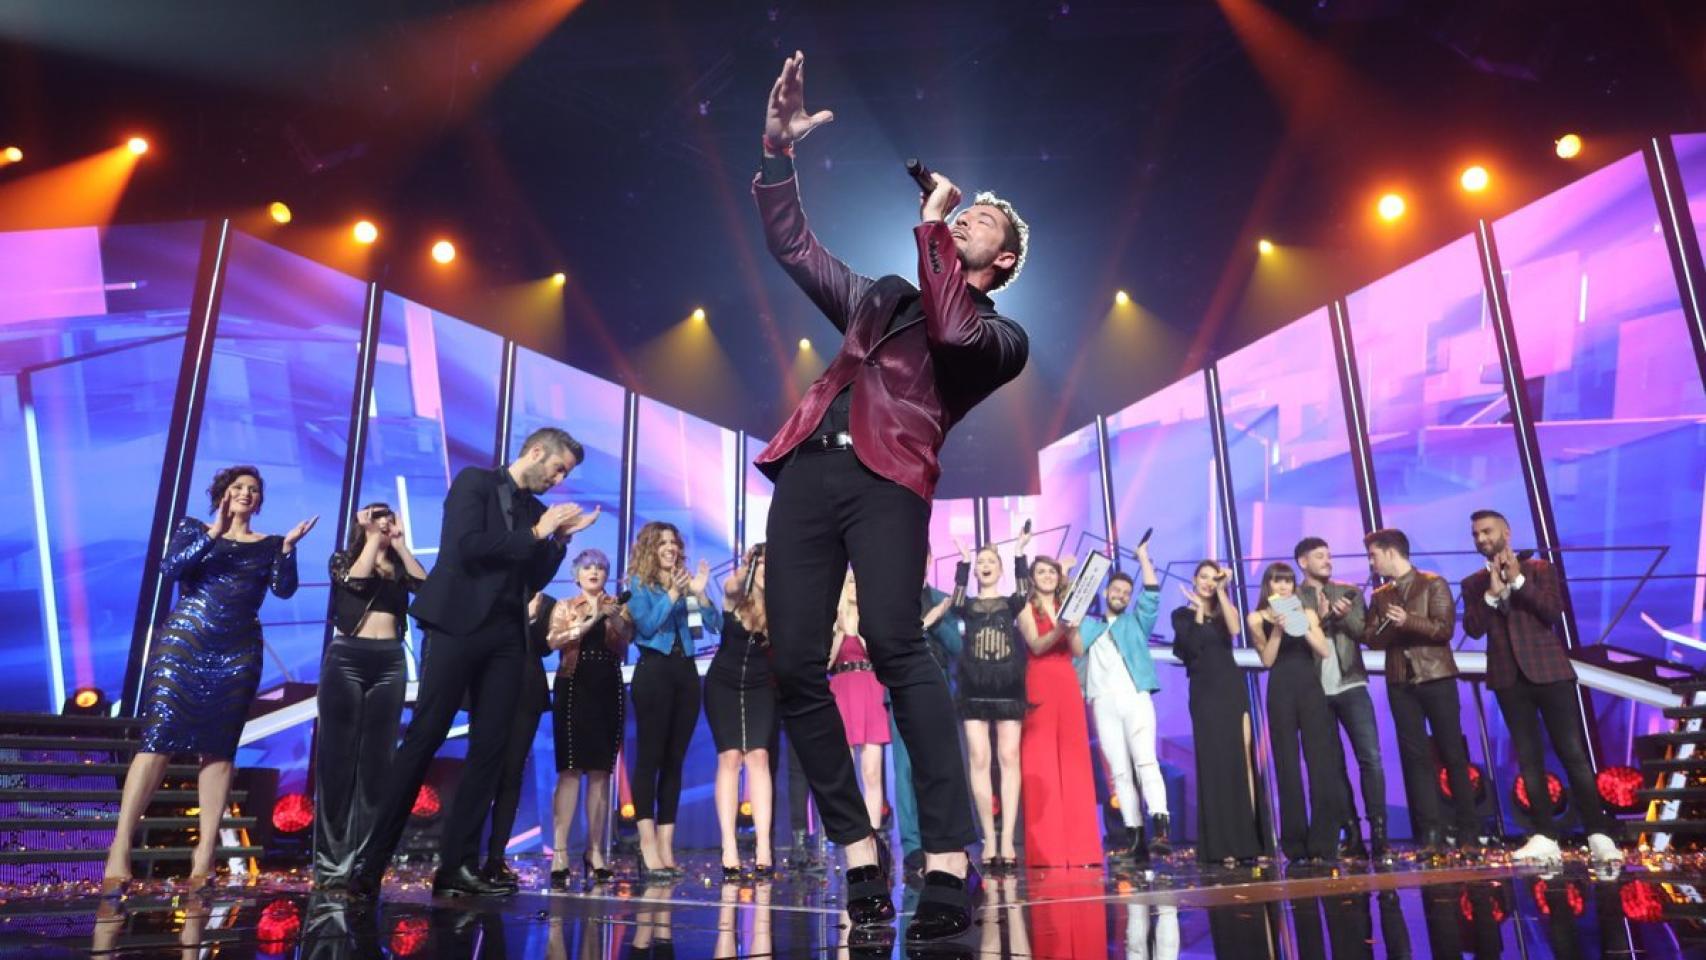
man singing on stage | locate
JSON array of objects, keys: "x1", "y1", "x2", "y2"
[{"x1": 752, "y1": 51, "x2": 1029, "y2": 942}]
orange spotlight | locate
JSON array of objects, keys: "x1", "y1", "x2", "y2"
[
  {"x1": 691, "y1": 307, "x2": 707, "y2": 322},
  {"x1": 1376, "y1": 193, "x2": 1406, "y2": 223},
  {"x1": 798, "y1": 337, "x2": 811, "y2": 351},
  {"x1": 430, "y1": 239, "x2": 456, "y2": 264},
  {"x1": 126, "y1": 137, "x2": 149, "y2": 156},
  {"x1": 550, "y1": 271, "x2": 567, "y2": 287},
  {"x1": 1460, "y1": 166, "x2": 1490, "y2": 193},
  {"x1": 1114, "y1": 290, "x2": 1131, "y2": 307},
  {"x1": 267, "y1": 201, "x2": 292, "y2": 224},
  {"x1": 1555, "y1": 133, "x2": 1583, "y2": 159},
  {"x1": 1, "y1": 146, "x2": 20, "y2": 165},
  {"x1": 352, "y1": 220, "x2": 379, "y2": 244},
  {"x1": 1256, "y1": 238, "x2": 1275, "y2": 256}
]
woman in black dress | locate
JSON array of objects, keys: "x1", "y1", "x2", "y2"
[
  {"x1": 1172, "y1": 560, "x2": 1267, "y2": 866},
  {"x1": 315, "y1": 502, "x2": 425, "y2": 890},
  {"x1": 704, "y1": 544, "x2": 777, "y2": 879},
  {"x1": 1247, "y1": 562, "x2": 1346, "y2": 862},
  {"x1": 951, "y1": 527, "x2": 1032, "y2": 872},
  {"x1": 543, "y1": 548, "x2": 633, "y2": 887}
]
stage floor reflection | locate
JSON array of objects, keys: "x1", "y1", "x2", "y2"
[{"x1": 10, "y1": 850, "x2": 1706, "y2": 958}]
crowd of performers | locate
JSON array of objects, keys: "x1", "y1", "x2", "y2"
[{"x1": 97, "y1": 446, "x2": 1625, "y2": 902}]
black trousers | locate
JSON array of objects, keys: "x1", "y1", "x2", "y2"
[
  {"x1": 354, "y1": 620, "x2": 523, "y2": 877},
  {"x1": 630, "y1": 651, "x2": 700, "y2": 825},
  {"x1": 486, "y1": 697, "x2": 546, "y2": 862},
  {"x1": 1389, "y1": 677, "x2": 1479, "y2": 841},
  {"x1": 1494, "y1": 676, "x2": 1616, "y2": 837},
  {"x1": 785, "y1": 732, "x2": 813, "y2": 834},
  {"x1": 1266, "y1": 655, "x2": 1349, "y2": 859},
  {"x1": 312, "y1": 638, "x2": 407, "y2": 884},
  {"x1": 766, "y1": 449, "x2": 976, "y2": 852}
]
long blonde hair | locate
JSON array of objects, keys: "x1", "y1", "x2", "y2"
[{"x1": 629, "y1": 521, "x2": 684, "y2": 590}]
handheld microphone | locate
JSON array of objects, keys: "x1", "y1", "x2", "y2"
[
  {"x1": 1021, "y1": 518, "x2": 1032, "y2": 536},
  {"x1": 906, "y1": 158, "x2": 937, "y2": 195},
  {"x1": 1136, "y1": 527, "x2": 1154, "y2": 548},
  {"x1": 742, "y1": 561, "x2": 759, "y2": 599},
  {"x1": 616, "y1": 590, "x2": 632, "y2": 606}
]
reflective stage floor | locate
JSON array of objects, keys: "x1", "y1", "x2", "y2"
[{"x1": 9, "y1": 847, "x2": 1706, "y2": 958}]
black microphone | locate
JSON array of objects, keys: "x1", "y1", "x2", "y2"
[
  {"x1": 742, "y1": 561, "x2": 759, "y2": 599},
  {"x1": 906, "y1": 158, "x2": 937, "y2": 195},
  {"x1": 616, "y1": 590, "x2": 632, "y2": 606}
]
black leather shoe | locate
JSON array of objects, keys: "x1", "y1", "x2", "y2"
[
  {"x1": 432, "y1": 864, "x2": 507, "y2": 898},
  {"x1": 845, "y1": 839, "x2": 895, "y2": 927},
  {"x1": 1148, "y1": 814, "x2": 1173, "y2": 860},
  {"x1": 905, "y1": 867, "x2": 977, "y2": 943},
  {"x1": 481, "y1": 858, "x2": 521, "y2": 891},
  {"x1": 346, "y1": 870, "x2": 380, "y2": 904},
  {"x1": 1369, "y1": 816, "x2": 1390, "y2": 860}
]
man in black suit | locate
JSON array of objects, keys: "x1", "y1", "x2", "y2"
[{"x1": 350, "y1": 427, "x2": 599, "y2": 899}]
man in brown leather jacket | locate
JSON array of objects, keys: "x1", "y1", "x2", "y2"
[{"x1": 1363, "y1": 528, "x2": 1480, "y2": 853}]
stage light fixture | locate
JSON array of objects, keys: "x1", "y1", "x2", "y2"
[
  {"x1": 1597, "y1": 765, "x2": 1644, "y2": 813},
  {"x1": 267, "y1": 201, "x2": 292, "y2": 225},
  {"x1": 691, "y1": 307, "x2": 707, "y2": 322},
  {"x1": 798, "y1": 338, "x2": 811, "y2": 351},
  {"x1": 126, "y1": 137, "x2": 149, "y2": 156},
  {"x1": 1555, "y1": 134, "x2": 1583, "y2": 159},
  {"x1": 1, "y1": 146, "x2": 20, "y2": 164},
  {"x1": 1460, "y1": 166, "x2": 1490, "y2": 193},
  {"x1": 352, "y1": 220, "x2": 379, "y2": 245},
  {"x1": 551, "y1": 272, "x2": 567, "y2": 286},
  {"x1": 63, "y1": 687, "x2": 108, "y2": 716},
  {"x1": 1377, "y1": 193, "x2": 1406, "y2": 222},
  {"x1": 1114, "y1": 290, "x2": 1130, "y2": 307},
  {"x1": 430, "y1": 240, "x2": 456, "y2": 264},
  {"x1": 1257, "y1": 239, "x2": 1275, "y2": 256},
  {"x1": 620, "y1": 803, "x2": 636, "y2": 820},
  {"x1": 271, "y1": 793, "x2": 314, "y2": 833}
]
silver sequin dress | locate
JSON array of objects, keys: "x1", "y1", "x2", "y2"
[{"x1": 138, "y1": 517, "x2": 299, "y2": 759}]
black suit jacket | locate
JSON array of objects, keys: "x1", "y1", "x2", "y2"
[{"x1": 410, "y1": 466, "x2": 568, "y2": 636}]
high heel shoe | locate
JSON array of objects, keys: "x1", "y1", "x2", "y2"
[
  {"x1": 844, "y1": 837, "x2": 894, "y2": 927},
  {"x1": 753, "y1": 861, "x2": 775, "y2": 880},
  {"x1": 583, "y1": 852, "x2": 613, "y2": 884},
  {"x1": 549, "y1": 860, "x2": 572, "y2": 890},
  {"x1": 634, "y1": 848, "x2": 673, "y2": 884},
  {"x1": 722, "y1": 863, "x2": 744, "y2": 882}
]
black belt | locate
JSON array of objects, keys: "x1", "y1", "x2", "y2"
[
  {"x1": 831, "y1": 660, "x2": 873, "y2": 675},
  {"x1": 795, "y1": 431, "x2": 854, "y2": 456}
]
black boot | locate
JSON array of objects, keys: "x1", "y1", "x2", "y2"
[
  {"x1": 1340, "y1": 820, "x2": 1369, "y2": 860},
  {"x1": 1148, "y1": 814, "x2": 1172, "y2": 860},
  {"x1": 1127, "y1": 824, "x2": 1149, "y2": 864},
  {"x1": 1369, "y1": 816, "x2": 1389, "y2": 860}
]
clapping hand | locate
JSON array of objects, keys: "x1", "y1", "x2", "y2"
[
  {"x1": 669, "y1": 567, "x2": 692, "y2": 597},
  {"x1": 689, "y1": 560, "x2": 711, "y2": 596},
  {"x1": 557, "y1": 504, "x2": 600, "y2": 538},
  {"x1": 208, "y1": 488, "x2": 236, "y2": 539},
  {"x1": 282, "y1": 515, "x2": 319, "y2": 554}
]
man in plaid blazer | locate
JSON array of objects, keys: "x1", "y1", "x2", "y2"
[{"x1": 1460, "y1": 509, "x2": 1621, "y2": 868}]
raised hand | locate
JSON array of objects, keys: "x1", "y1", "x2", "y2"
[
  {"x1": 1017, "y1": 525, "x2": 1032, "y2": 553},
  {"x1": 764, "y1": 51, "x2": 834, "y2": 151},
  {"x1": 670, "y1": 567, "x2": 692, "y2": 597},
  {"x1": 920, "y1": 171, "x2": 962, "y2": 224},
  {"x1": 690, "y1": 559, "x2": 711, "y2": 596},
  {"x1": 208, "y1": 488, "x2": 235, "y2": 540},
  {"x1": 534, "y1": 503, "x2": 575, "y2": 539},
  {"x1": 356, "y1": 506, "x2": 380, "y2": 532},
  {"x1": 282, "y1": 515, "x2": 319, "y2": 553},
  {"x1": 954, "y1": 535, "x2": 972, "y2": 564}
]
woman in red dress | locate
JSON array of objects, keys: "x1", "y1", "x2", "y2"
[{"x1": 1017, "y1": 555, "x2": 1103, "y2": 868}]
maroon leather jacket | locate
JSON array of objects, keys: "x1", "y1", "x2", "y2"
[{"x1": 751, "y1": 173, "x2": 1028, "y2": 501}]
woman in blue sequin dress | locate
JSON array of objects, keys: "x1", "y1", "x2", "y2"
[{"x1": 101, "y1": 465, "x2": 316, "y2": 891}]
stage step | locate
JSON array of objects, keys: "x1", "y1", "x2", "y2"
[
  {"x1": 1670, "y1": 680, "x2": 1706, "y2": 697},
  {"x1": 0, "y1": 735, "x2": 140, "y2": 754},
  {"x1": 0, "y1": 760, "x2": 200, "y2": 779},
  {"x1": 1664, "y1": 705, "x2": 1706, "y2": 721},
  {"x1": 1626, "y1": 819, "x2": 1706, "y2": 837},
  {"x1": 0, "y1": 713, "x2": 141, "y2": 735},
  {"x1": 0, "y1": 845, "x2": 262, "y2": 866},
  {"x1": 1638, "y1": 731, "x2": 1706, "y2": 749},
  {"x1": 0, "y1": 788, "x2": 244, "y2": 804},
  {"x1": 1637, "y1": 787, "x2": 1706, "y2": 803},
  {"x1": 1641, "y1": 757, "x2": 1706, "y2": 775},
  {"x1": 0, "y1": 815, "x2": 255, "y2": 832}
]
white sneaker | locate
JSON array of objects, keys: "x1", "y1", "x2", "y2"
[
  {"x1": 1587, "y1": 833, "x2": 1624, "y2": 867},
  {"x1": 1511, "y1": 834, "x2": 1563, "y2": 866}
]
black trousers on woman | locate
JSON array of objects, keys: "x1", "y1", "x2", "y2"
[
  {"x1": 313, "y1": 637, "x2": 407, "y2": 884},
  {"x1": 630, "y1": 650, "x2": 700, "y2": 824},
  {"x1": 765, "y1": 450, "x2": 977, "y2": 851},
  {"x1": 1266, "y1": 653, "x2": 1349, "y2": 859}
]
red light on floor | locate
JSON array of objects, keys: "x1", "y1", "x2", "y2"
[
  {"x1": 272, "y1": 793, "x2": 314, "y2": 833},
  {"x1": 391, "y1": 916, "x2": 430, "y2": 955},
  {"x1": 411, "y1": 784, "x2": 441, "y2": 819},
  {"x1": 1598, "y1": 765, "x2": 1643, "y2": 813},
  {"x1": 1513, "y1": 772, "x2": 1566, "y2": 816},
  {"x1": 1622, "y1": 880, "x2": 1665, "y2": 923},
  {"x1": 1533, "y1": 878, "x2": 1586, "y2": 918},
  {"x1": 1436, "y1": 764, "x2": 1485, "y2": 803},
  {"x1": 257, "y1": 899, "x2": 301, "y2": 953}
]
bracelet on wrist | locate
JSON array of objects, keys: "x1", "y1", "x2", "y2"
[{"x1": 761, "y1": 134, "x2": 794, "y2": 158}]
